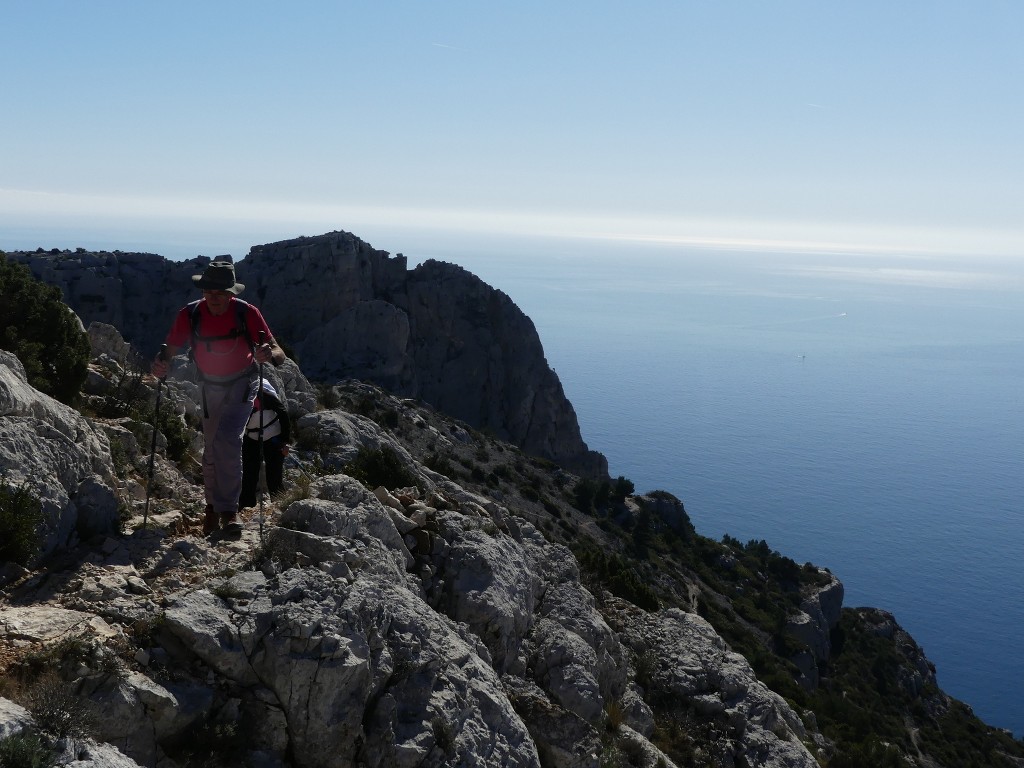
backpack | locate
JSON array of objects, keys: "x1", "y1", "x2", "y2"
[{"x1": 187, "y1": 298, "x2": 255, "y2": 354}]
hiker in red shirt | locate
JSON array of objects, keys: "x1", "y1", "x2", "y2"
[{"x1": 151, "y1": 260, "x2": 285, "y2": 536}]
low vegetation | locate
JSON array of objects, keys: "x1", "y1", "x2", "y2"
[
  {"x1": 0, "y1": 479, "x2": 44, "y2": 566},
  {"x1": 88, "y1": 363, "x2": 194, "y2": 463},
  {"x1": 0, "y1": 731, "x2": 55, "y2": 768},
  {"x1": 0, "y1": 253, "x2": 90, "y2": 405},
  {"x1": 344, "y1": 445, "x2": 418, "y2": 490}
]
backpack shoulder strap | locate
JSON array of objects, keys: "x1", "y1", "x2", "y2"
[
  {"x1": 187, "y1": 300, "x2": 203, "y2": 348},
  {"x1": 234, "y1": 299, "x2": 254, "y2": 351}
]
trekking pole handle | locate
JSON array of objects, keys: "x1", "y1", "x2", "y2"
[{"x1": 257, "y1": 330, "x2": 267, "y2": 362}]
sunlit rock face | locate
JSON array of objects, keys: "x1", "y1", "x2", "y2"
[{"x1": 0, "y1": 350, "x2": 119, "y2": 563}]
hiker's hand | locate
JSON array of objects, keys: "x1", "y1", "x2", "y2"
[
  {"x1": 281, "y1": 445, "x2": 290, "y2": 457},
  {"x1": 254, "y1": 343, "x2": 273, "y2": 364},
  {"x1": 151, "y1": 356, "x2": 170, "y2": 379}
]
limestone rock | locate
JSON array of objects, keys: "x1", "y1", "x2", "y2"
[
  {"x1": 162, "y1": 567, "x2": 542, "y2": 768},
  {"x1": 294, "y1": 407, "x2": 424, "y2": 478},
  {"x1": 75, "y1": 670, "x2": 211, "y2": 767},
  {"x1": 0, "y1": 696, "x2": 147, "y2": 768},
  {"x1": 857, "y1": 607, "x2": 938, "y2": 699},
  {"x1": 52, "y1": 738, "x2": 148, "y2": 767},
  {"x1": 399, "y1": 259, "x2": 605, "y2": 476},
  {"x1": 608, "y1": 602, "x2": 821, "y2": 768},
  {"x1": 0, "y1": 696, "x2": 33, "y2": 738},
  {"x1": 88, "y1": 322, "x2": 136, "y2": 366},
  {"x1": 0, "y1": 605, "x2": 114, "y2": 645},
  {"x1": 504, "y1": 676, "x2": 600, "y2": 768},
  {"x1": 785, "y1": 570, "x2": 845, "y2": 689},
  {"x1": 0, "y1": 351, "x2": 119, "y2": 560}
]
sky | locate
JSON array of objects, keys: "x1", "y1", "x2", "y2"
[{"x1": 2, "y1": 1, "x2": 1023, "y2": 262}]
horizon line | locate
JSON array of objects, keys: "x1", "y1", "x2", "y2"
[{"x1": 2, "y1": 186, "x2": 1022, "y2": 262}]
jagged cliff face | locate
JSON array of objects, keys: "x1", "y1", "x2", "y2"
[
  {"x1": 8, "y1": 233, "x2": 606, "y2": 477},
  {"x1": 243, "y1": 234, "x2": 604, "y2": 476}
]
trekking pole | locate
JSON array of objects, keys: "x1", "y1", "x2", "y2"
[
  {"x1": 284, "y1": 452, "x2": 314, "y2": 480},
  {"x1": 257, "y1": 331, "x2": 267, "y2": 543},
  {"x1": 144, "y1": 344, "x2": 167, "y2": 530}
]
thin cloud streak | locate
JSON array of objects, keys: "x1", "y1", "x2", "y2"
[
  {"x1": 775, "y1": 265, "x2": 1017, "y2": 290},
  {"x1": 2, "y1": 187, "x2": 1022, "y2": 261}
]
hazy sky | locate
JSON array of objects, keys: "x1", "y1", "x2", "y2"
[{"x1": 2, "y1": 1, "x2": 1022, "y2": 260}]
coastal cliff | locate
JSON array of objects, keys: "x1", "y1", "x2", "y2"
[
  {"x1": 8, "y1": 233, "x2": 606, "y2": 478},
  {"x1": 2, "y1": 247, "x2": 1022, "y2": 767}
]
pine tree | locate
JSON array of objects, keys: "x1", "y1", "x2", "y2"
[{"x1": 0, "y1": 252, "x2": 90, "y2": 405}]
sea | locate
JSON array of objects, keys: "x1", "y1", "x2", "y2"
[
  {"x1": 4, "y1": 223, "x2": 1022, "y2": 736},
  {"x1": 401, "y1": 230, "x2": 1024, "y2": 738}
]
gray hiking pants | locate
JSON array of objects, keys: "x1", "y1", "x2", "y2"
[{"x1": 200, "y1": 373, "x2": 259, "y2": 515}]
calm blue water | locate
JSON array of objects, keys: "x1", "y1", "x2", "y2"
[{"x1": 409, "y1": 233, "x2": 1024, "y2": 737}]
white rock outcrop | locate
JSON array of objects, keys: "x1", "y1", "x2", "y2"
[
  {"x1": 785, "y1": 571, "x2": 844, "y2": 689},
  {"x1": 0, "y1": 695, "x2": 147, "y2": 768},
  {"x1": 608, "y1": 601, "x2": 821, "y2": 768},
  {"x1": 0, "y1": 350, "x2": 119, "y2": 562}
]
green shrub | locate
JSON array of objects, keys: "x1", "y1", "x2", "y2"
[
  {"x1": 576, "y1": 547, "x2": 659, "y2": 611},
  {"x1": 143, "y1": 400, "x2": 192, "y2": 463},
  {"x1": 0, "y1": 478, "x2": 44, "y2": 566},
  {"x1": 314, "y1": 383, "x2": 342, "y2": 410},
  {"x1": 0, "y1": 253, "x2": 90, "y2": 405},
  {"x1": 572, "y1": 477, "x2": 625, "y2": 513},
  {"x1": 0, "y1": 732, "x2": 55, "y2": 768},
  {"x1": 23, "y1": 673, "x2": 96, "y2": 740},
  {"x1": 344, "y1": 446, "x2": 417, "y2": 490},
  {"x1": 572, "y1": 478, "x2": 600, "y2": 513},
  {"x1": 611, "y1": 475, "x2": 634, "y2": 503},
  {"x1": 519, "y1": 484, "x2": 541, "y2": 502},
  {"x1": 424, "y1": 452, "x2": 455, "y2": 478},
  {"x1": 827, "y1": 737, "x2": 910, "y2": 768}
]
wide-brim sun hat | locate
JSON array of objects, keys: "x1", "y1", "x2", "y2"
[{"x1": 192, "y1": 261, "x2": 245, "y2": 295}]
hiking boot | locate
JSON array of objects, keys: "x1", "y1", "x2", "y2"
[
  {"x1": 202, "y1": 505, "x2": 220, "y2": 535},
  {"x1": 221, "y1": 510, "x2": 242, "y2": 537}
]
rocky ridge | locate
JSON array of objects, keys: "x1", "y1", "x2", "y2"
[
  {"x1": 8, "y1": 234, "x2": 605, "y2": 477},
  {"x1": 0, "y1": 324, "x2": 830, "y2": 767}
]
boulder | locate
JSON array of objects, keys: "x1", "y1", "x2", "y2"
[
  {"x1": 162, "y1": 567, "x2": 542, "y2": 768},
  {"x1": 0, "y1": 696, "x2": 33, "y2": 738},
  {"x1": 785, "y1": 570, "x2": 845, "y2": 689},
  {"x1": 0, "y1": 696, "x2": 147, "y2": 768},
  {"x1": 0, "y1": 351, "x2": 120, "y2": 561},
  {"x1": 608, "y1": 601, "x2": 821, "y2": 768}
]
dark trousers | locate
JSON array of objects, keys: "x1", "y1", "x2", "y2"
[{"x1": 239, "y1": 435, "x2": 285, "y2": 508}]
